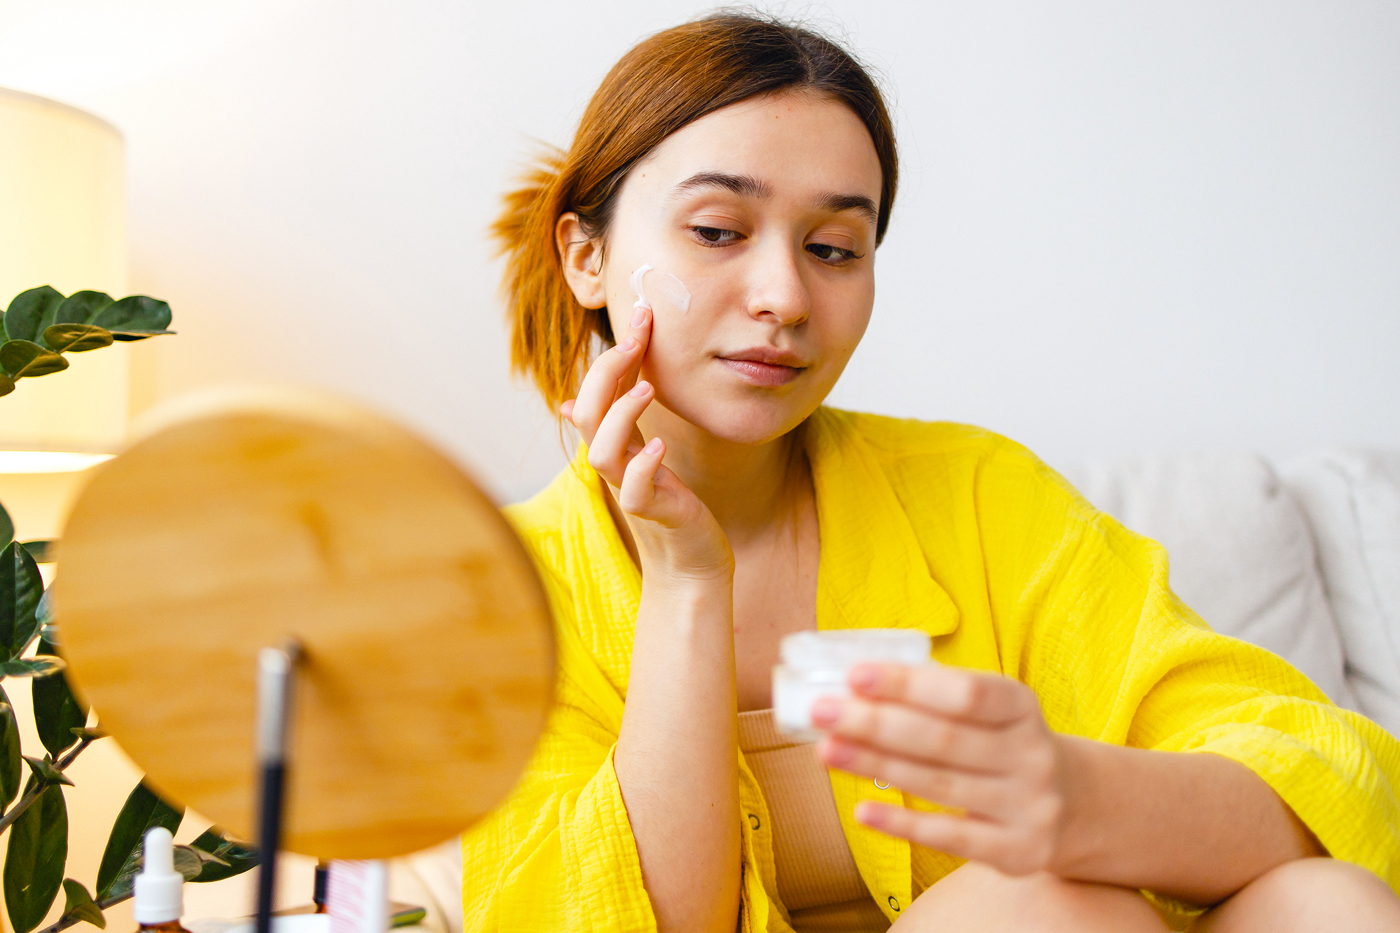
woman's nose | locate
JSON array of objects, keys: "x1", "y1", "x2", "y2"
[{"x1": 744, "y1": 242, "x2": 811, "y2": 326}]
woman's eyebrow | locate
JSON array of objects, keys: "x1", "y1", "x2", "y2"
[
  {"x1": 818, "y1": 193, "x2": 878, "y2": 226},
  {"x1": 669, "y1": 171, "x2": 877, "y2": 225},
  {"x1": 670, "y1": 171, "x2": 773, "y2": 200}
]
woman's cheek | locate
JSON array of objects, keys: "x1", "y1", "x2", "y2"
[
  {"x1": 828, "y1": 283, "x2": 875, "y2": 354},
  {"x1": 642, "y1": 307, "x2": 702, "y2": 392}
]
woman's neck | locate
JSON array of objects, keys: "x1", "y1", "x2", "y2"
[{"x1": 604, "y1": 403, "x2": 809, "y2": 554}]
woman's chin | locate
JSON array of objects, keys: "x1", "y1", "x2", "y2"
[{"x1": 666, "y1": 395, "x2": 817, "y2": 448}]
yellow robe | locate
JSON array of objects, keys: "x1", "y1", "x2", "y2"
[{"x1": 461, "y1": 408, "x2": 1400, "y2": 932}]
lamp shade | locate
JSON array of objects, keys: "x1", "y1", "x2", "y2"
[{"x1": 0, "y1": 87, "x2": 127, "y2": 467}]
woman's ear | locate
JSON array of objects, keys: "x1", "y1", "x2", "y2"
[{"x1": 555, "y1": 212, "x2": 607, "y2": 309}]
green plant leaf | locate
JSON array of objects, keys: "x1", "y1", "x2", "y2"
[
  {"x1": 110, "y1": 331, "x2": 176, "y2": 342},
  {"x1": 187, "y1": 827, "x2": 260, "y2": 883},
  {"x1": 0, "y1": 685, "x2": 21, "y2": 809},
  {"x1": 37, "y1": 292, "x2": 93, "y2": 340},
  {"x1": 0, "y1": 657, "x2": 65, "y2": 679},
  {"x1": 0, "y1": 341, "x2": 68, "y2": 379},
  {"x1": 90, "y1": 296, "x2": 171, "y2": 335},
  {"x1": 60, "y1": 879, "x2": 105, "y2": 930},
  {"x1": 33, "y1": 637, "x2": 88, "y2": 758},
  {"x1": 20, "y1": 541, "x2": 54, "y2": 565},
  {"x1": 22, "y1": 756, "x2": 74, "y2": 787},
  {"x1": 0, "y1": 542, "x2": 43, "y2": 660},
  {"x1": 0, "y1": 373, "x2": 13, "y2": 397},
  {"x1": 36, "y1": 595, "x2": 54, "y2": 632},
  {"x1": 46, "y1": 291, "x2": 113, "y2": 336},
  {"x1": 99, "y1": 857, "x2": 136, "y2": 903},
  {"x1": 96, "y1": 783, "x2": 183, "y2": 900},
  {"x1": 0, "y1": 503, "x2": 12, "y2": 548},
  {"x1": 172, "y1": 846, "x2": 209, "y2": 882},
  {"x1": 181, "y1": 845, "x2": 229, "y2": 870},
  {"x1": 3, "y1": 288, "x2": 63, "y2": 343},
  {"x1": 111, "y1": 328, "x2": 176, "y2": 342},
  {"x1": 42, "y1": 324, "x2": 113, "y2": 354},
  {"x1": 93, "y1": 838, "x2": 208, "y2": 903},
  {"x1": 4, "y1": 779, "x2": 68, "y2": 933}
]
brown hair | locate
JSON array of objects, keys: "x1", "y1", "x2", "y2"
[{"x1": 493, "y1": 11, "x2": 899, "y2": 413}]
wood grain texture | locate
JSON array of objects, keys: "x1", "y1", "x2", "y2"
[{"x1": 51, "y1": 387, "x2": 555, "y2": 859}]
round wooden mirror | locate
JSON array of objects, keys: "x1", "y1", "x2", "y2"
[{"x1": 52, "y1": 388, "x2": 555, "y2": 860}]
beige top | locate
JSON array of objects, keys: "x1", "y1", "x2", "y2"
[{"x1": 738, "y1": 709, "x2": 890, "y2": 933}]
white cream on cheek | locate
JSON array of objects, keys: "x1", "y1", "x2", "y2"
[{"x1": 629, "y1": 263, "x2": 691, "y2": 314}]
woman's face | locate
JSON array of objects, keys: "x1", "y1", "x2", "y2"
[{"x1": 592, "y1": 90, "x2": 883, "y2": 446}]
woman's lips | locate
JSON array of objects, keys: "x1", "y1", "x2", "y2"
[{"x1": 716, "y1": 354, "x2": 806, "y2": 387}]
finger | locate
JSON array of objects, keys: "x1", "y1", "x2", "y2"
[
  {"x1": 571, "y1": 337, "x2": 642, "y2": 444},
  {"x1": 810, "y1": 695, "x2": 1014, "y2": 773},
  {"x1": 849, "y1": 663, "x2": 1036, "y2": 726},
  {"x1": 617, "y1": 436, "x2": 666, "y2": 516},
  {"x1": 602, "y1": 305, "x2": 653, "y2": 419},
  {"x1": 587, "y1": 381, "x2": 654, "y2": 486},
  {"x1": 573, "y1": 306, "x2": 653, "y2": 442},
  {"x1": 618, "y1": 303, "x2": 652, "y2": 385},
  {"x1": 571, "y1": 337, "x2": 640, "y2": 441},
  {"x1": 623, "y1": 452, "x2": 704, "y2": 530},
  {"x1": 852, "y1": 804, "x2": 1045, "y2": 874},
  {"x1": 560, "y1": 399, "x2": 575, "y2": 424},
  {"x1": 817, "y1": 737, "x2": 1013, "y2": 820}
]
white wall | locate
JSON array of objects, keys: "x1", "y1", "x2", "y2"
[{"x1": 2, "y1": 0, "x2": 1397, "y2": 503}]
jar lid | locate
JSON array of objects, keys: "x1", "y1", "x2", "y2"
[{"x1": 779, "y1": 628, "x2": 932, "y2": 670}]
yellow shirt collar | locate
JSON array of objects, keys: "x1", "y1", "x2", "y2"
[
  {"x1": 808, "y1": 408, "x2": 960, "y2": 639},
  {"x1": 563, "y1": 407, "x2": 960, "y2": 641}
]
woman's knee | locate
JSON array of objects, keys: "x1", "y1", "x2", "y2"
[
  {"x1": 894, "y1": 861, "x2": 1168, "y2": 932},
  {"x1": 1192, "y1": 858, "x2": 1400, "y2": 932}
]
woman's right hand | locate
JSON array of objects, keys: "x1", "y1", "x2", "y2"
[{"x1": 561, "y1": 303, "x2": 733, "y2": 583}]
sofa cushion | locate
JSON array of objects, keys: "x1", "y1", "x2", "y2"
[
  {"x1": 392, "y1": 837, "x2": 463, "y2": 933},
  {"x1": 1281, "y1": 451, "x2": 1400, "y2": 738},
  {"x1": 1056, "y1": 452, "x2": 1356, "y2": 710}
]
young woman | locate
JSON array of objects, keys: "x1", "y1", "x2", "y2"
[{"x1": 463, "y1": 13, "x2": 1400, "y2": 932}]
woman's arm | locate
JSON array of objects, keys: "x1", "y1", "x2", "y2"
[
  {"x1": 1053, "y1": 733, "x2": 1321, "y2": 902},
  {"x1": 562, "y1": 305, "x2": 741, "y2": 933},
  {"x1": 614, "y1": 574, "x2": 741, "y2": 933},
  {"x1": 814, "y1": 663, "x2": 1321, "y2": 905}
]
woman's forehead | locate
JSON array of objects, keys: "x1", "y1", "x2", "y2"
[{"x1": 628, "y1": 92, "x2": 882, "y2": 204}]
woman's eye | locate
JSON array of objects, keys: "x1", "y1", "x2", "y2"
[
  {"x1": 691, "y1": 226, "x2": 740, "y2": 246},
  {"x1": 806, "y1": 242, "x2": 861, "y2": 264}
]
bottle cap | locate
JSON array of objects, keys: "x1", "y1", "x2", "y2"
[{"x1": 133, "y1": 826, "x2": 183, "y2": 924}]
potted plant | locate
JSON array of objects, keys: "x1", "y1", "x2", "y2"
[{"x1": 1, "y1": 286, "x2": 258, "y2": 933}]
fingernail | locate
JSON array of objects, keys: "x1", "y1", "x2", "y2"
[
  {"x1": 620, "y1": 337, "x2": 638, "y2": 352},
  {"x1": 643, "y1": 437, "x2": 663, "y2": 455},
  {"x1": 627, "y1": 380, "x2": 651, "y2": 397},
  {"x1": 848, "y1": 664, "x2": 879, "y2": 692},
  {"x1": 630, "y1": 305, "x2": 648, "y2": 327},
  {"x1": 811, "y1": 697, "x2": 841, "y2": 727}
]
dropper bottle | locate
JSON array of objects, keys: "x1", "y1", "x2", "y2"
[{"x1": 133, "y1": 827, "x2": 190, "y2": 933}]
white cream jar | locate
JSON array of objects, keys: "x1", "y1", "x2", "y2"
[{"x1": 772, "y1": 628, "x2": 933, "y2": 741}]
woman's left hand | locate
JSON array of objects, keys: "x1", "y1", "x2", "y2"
[{"x1": 813, "y1": 662, "x2": 1083, "y2": 877}]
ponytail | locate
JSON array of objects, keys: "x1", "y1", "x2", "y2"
[{"x1": 493, "y1": 149, "x2": 604, "y2": 415}]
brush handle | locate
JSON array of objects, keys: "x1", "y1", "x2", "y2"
[
  {"x1": 254, "y1": 644, "x2": 301, "y2": 933},
  {"x1": 254, "y1": 763, "x2": 287, "y2": 933}
]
